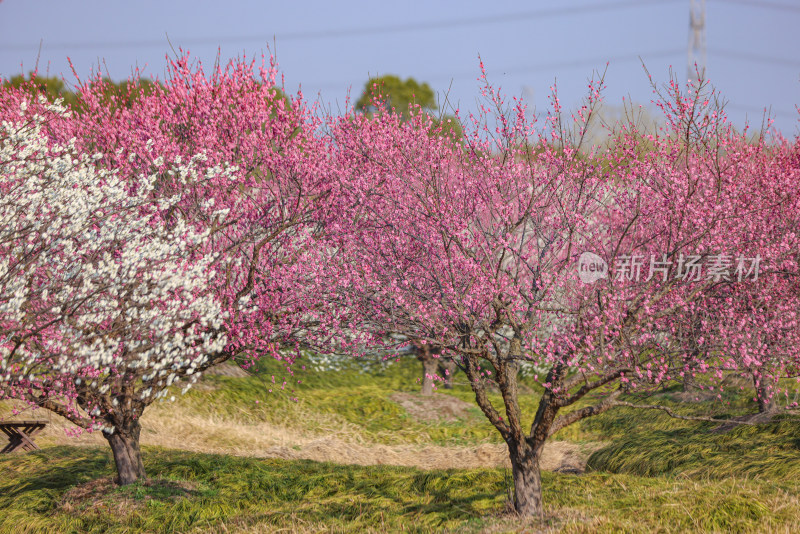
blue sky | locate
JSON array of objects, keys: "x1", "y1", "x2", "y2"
[{"x1": 1, "y1": 0, "x2": 798, "y2": 136}]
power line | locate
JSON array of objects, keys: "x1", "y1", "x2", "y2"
[
  {"x1": 725, "y1": 103, "x2": 797, "y2": 120},
  {"x1": 709, "y1": 49, "x2": 800, "y2": 69},
  {"x1": 466, "y1": 49, "x2": 683, "y2": 77},
  {"x1": 0, "y1": 0, "x2": 796, "y2": 53},
  {"x1": 308, "y1": 46, "x2": 797, "y2": 91},
  {"x1": 305, "y1": 49, "x2": 684, "y2": 91},
  {"x1": 712, "y1": 0, "x2": 800, "y2": 14},
  {"x1": 0, "y1": 0, "x2": 683, "y2": 52}
]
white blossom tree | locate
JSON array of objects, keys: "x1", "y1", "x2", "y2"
[{"x1": 0, "y1": 101, "x2": 230, "y2": 484}]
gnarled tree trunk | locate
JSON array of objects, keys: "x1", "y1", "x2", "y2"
[
  {"x1": 461, "y1": 341, "x2": 627, "y2": 518},
  {"x1": 103, "y1": 419, "x2": 146, "y2": 485},
  {"x1": 461, "y1": 344, "x2": 553, "y2": 517},
  {"x1": 508, "y1": 441, "x2": 544, "y2": 516}
]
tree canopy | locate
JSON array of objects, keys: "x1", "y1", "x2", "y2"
[
  {"x1": 356, "y1": 74, "x2": 462, "y2": 141},
  {"x1": 356, "y1": 75, "x2": 436, "y2": 119}
]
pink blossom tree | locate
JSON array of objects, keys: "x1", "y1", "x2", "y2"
[
  {"x1": 324, "y1": 69, "x2": 800, "y2": 516},
  {"x1": 56, "y1": 53, "x2": 335, "y2": 366},
  {"x1": 686, "y1": 130, "x2": 800, "y2": 413},
  {"x1": 0, "y1": 54, "x2": 335, "y2": 484}
]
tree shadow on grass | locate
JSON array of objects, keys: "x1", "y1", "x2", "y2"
[
  {"x1": 0, "y1": 446, "x2": 112, "y2": 501},
  {"x1": 0, "y1": 446, "x2": 512, "y2": 532},
  {"x1": 146, "y1": 452, "x2": 509, "y2": 527}
]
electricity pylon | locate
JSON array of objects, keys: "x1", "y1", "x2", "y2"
[{"x1": 688, "y1": 0, "x2": 707, "y2": 87}]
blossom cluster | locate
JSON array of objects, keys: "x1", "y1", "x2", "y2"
[
  {"x1": 321, "y1": 68, "x2": 800, "y2": 417},
  {"x1": 0, "y1": 101, "x2": 230, "y2": 427}
]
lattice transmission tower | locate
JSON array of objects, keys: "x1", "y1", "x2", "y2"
[{"x1": 688, "y1": 0, "x2": 707, "y2": 87}]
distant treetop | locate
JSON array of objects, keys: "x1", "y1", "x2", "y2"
[{"x1": 356, "y1": 75, "x2": 436, "y2": 120}]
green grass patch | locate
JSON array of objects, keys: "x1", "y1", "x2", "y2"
[
  {"x1": 5, "y1": 357, "x2": 799, "y2": 532},
  {"x1": 188, "y1": 357, "x2": 507, "y2": 445},
  {"x1": 2, "y1": 446, "x2": 798, "y2": 533},
  {"x1": 587, "y1": 409, "x2": 800, "y2": 483}
]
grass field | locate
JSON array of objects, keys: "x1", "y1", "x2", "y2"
[{"x1": 1, "y1": 357, "x2": 799, "y2": 533}]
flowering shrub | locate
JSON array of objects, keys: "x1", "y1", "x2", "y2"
[{"x1": 0, "y1": 101, "x2": 230, "y2": 482}]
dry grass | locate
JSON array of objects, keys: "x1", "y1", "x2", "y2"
[
  {"x1": 59, "y1": 476, "x2": 199, "y2": 515},
  {"x1": 0, "y1": 398, "x2": 592, "y2": 472}
]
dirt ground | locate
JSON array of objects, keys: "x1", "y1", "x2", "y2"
[{"x1": 388, "y1": 391, "x2": 477, "y2": 422}]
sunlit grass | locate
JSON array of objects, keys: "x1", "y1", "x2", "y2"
[
  {"x1": 2, "y1": 446, "x2": 799, "y2": 533},
  {"x1": 2, "y1": 356, "x2": 799, "y2": 532}
]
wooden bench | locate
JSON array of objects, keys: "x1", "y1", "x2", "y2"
[{"x1": 0, "y1": 420, "x2": 48, "y2": 453}]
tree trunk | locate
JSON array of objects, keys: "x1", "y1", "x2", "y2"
[
  {"x1": 682, "y1": 345, "x2": 702, "y2": 393},
  {"x1": 421, "y1": 356, "x2": 439, "y2": 396},
  {"x1": 441, "y1": 358, "x2": 457, "y2": 389},
  {"x1": 757, "y1": 395, "x2": 776, "y2": 414},
  {"x1": 508, "y1": 443, "x2": 544, "y2": 517},
  {"x1": 753, "y1": 375, "x2": 778, "y2": 414},
  {"x1": 104, "y1": 420, "x2": 146, "y2": 485},
  {"x1": 682, "y1": 369, "x2": 698, "y2": 393}
]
